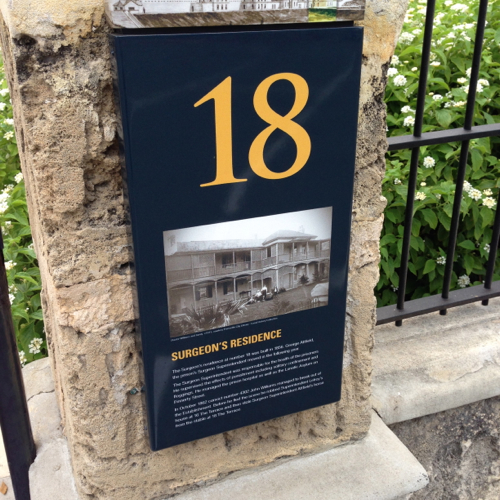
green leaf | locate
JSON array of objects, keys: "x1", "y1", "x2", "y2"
[
  {"x1": 17, "y1": 248, "x2": 37, "y2": 259},
  {"x1": 11, "y1": 306, "x2": 29, "y2": 322},
  {"x1": 457, "y1": 240, "x2": 476, "y2": 250},
  {"x1": 474, "y1": 217, "x2": 484, "y2": 241},
  {"x1": 8, "y1": 210, "x2": 29, "y2": 226},
  {"x1": 30, "y1": 294, "x2": 41, "y2": 310},
  {"x1": 471, "y1": 149, "x2": 483, "y2": 171},
  {"x1": 436, "y1": 109, "x2": 452, "y2": 128},
  {"x1": 380, "y1": 234, "x2": 397, "y2": 246},
  {"x1": 410, "y1": 236, "x2": 420, "y2": 251},
  {"x1": 421, "y1": 209, "x2": 438, "y2": 229},
  {"x1": 463, "y1": 254, "x2": 475, "y2": 275},
  {"x1": 385, "y1": 209, "x2": 399, "y2": 224},
  {"x1": 14, "y1": 272, "x2": 39, "y2": 285},
  {"x1": 443, "y1": 204, "x2": 453, "y2": 218},
  {"x1": 481, "y1": 206, "x2": 494, "y2": 228},
  {"x1": 438, "y1": 211, "x2": 451, "y2": 231},
  {"x1": 19, "y1": 322, "x2": 36, "y2": 352},
  {"x1": 423, "y1": 259, "x2": 436, "y2": 275},
  {"x1": 30, "y1": 310, "x2": 44, "y2": 321},
  {"x1": 412, "y1": 218, "x2": 421, "y2": 237}
]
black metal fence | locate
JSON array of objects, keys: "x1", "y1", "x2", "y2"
[
  {"x1": 0, "y1": 231, "x2": 36, "y2": 500},
  {"x1": 376, "y1": 0, "x2": 500, "y2": 326}
]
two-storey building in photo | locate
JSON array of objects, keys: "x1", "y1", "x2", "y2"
[
  {"x1": 164, "y1": 229, "x2": 330, "y2": 316},
  {"x1": 111, "y1": 0, "x2": 310, "y2": 14}
]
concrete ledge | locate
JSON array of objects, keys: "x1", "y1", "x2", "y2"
[
  {"x1": 0, "y1": 476, "x2": 14, "y2": 500},
  {"x1": 172, "y1": 411, "x2": 428, "y2": 500},
  {"x1": 0, "y1": 358, "x2": 79, "y2": 500},
  {"x1": 2, "y1": 362, "x2": 430, "y2": 500},
  {"x1": 372, "y1": 298, "x2": 500, "y2": 425},
  {"x1": 0, "y1": 357, "x2": 55, "y2": 478}
]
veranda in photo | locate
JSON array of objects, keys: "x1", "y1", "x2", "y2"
[{"x1": 164, "y1": 207, "x2": 332, "y2": 337}]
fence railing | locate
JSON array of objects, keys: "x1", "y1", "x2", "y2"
[{"x1": 376, "y1": 0, "x2": 500, "y2": 326}]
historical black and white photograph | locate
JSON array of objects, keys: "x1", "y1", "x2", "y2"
[
  {"x1": 164, "y1": 207, "x2": 332, "y2": 338},
  {"x1": 106, "y1": 0, "x2": 364, "y2": 28}
]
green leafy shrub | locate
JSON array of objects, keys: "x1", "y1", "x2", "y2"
[
  {"x1": 0, "y1": 56, "x2": 45, "y2": 365},
  {"x1": 377, "y1": 0, "x2": 500, "y2": 307}
]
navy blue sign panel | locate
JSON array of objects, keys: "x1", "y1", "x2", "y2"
[{"x1": 113, "y1": 26, "x2": 362, "y2": 450}]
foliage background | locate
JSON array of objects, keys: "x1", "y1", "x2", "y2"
[
  {"x1": 377, "y1": 0, "x2": 500, "y2": 306},
  {"x1": 0, "y1": 55, "x2": 46, "y2": 365}
]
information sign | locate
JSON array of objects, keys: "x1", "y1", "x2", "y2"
[{"x1": 113, "y1": 26, "x2": 363, "y2": 450}]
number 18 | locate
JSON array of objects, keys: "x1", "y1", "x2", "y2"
[{"x1": 194, "y1": 73, "x2": 311, "y2": 188}]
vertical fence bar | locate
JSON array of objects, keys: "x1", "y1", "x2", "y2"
[
  {"x1": 464, "y1": 0, "x2": 489, "y2": 131},
  {"x1": 395, "y1": 0, "x2": 436, "y2": 326},
  {"x1": 440, "y1": 0, "x2": 489, "y2": 313},
  {"x1": 482, "y1": 189, "x2": 500, "y2": 305},
  {"x1": 0, "y1": 230, "x2": 36, "y2": 500},
  {"x1": 440, "y1": 141, "x2": 470, "y2": 314}
]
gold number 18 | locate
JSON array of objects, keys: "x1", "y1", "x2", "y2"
[{"x1": 194, "y1": 73, "x2": 311, "y2": 188}]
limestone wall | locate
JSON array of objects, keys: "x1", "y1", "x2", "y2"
[{"x1": 0, "y1": 0, "x2": 408, "y2": 498}]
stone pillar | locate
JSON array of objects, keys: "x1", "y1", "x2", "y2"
[{"x1": 0, "y1": 0, "x2": 408, "y2": 498}]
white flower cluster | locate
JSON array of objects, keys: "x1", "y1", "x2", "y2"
[
  {"x1": 450, "y1": 3, "x2": 468, "y2": 12},
  {"x1": 28, "y1": 337, "x2": 43, "y2": 354},
  {"x1": 393, "y1": 74, "x2": 407, "y2": 87},
  {"x1": 387, "y1": 67, "x2": 399, "y2": 77},
  {"x1": 9, "y1": 293, "x2": 15, "y2": 304},
  {"x1": 4, "y1": 260, "x2": 14, "y2": 270},
  {"x1": 0, "y1": 188, "x2": 9, "y2": 213},
  {"x1": 432, "y1": 94, "x2": 443, "y2": 101},
  {"x1": 0, "y1": 88, "x2": 9, "y2": 96},
  {"x1": 483, "y1": 197, "x2": 497, "y2": 209},
  {"x1": 394, "y1": 178, "x2": 402, "y2": 185},
  {"x1": 401, "y1": 105, "x2": 415, "y2": 114},
  {"x1": 457, "y1": 274, "x2": 470, "y2": 288},
  {"x1": 423, "y1": 156, "x2": 435, "y2": 168},
  {"x1": 436, "y1": 256, "x2": 446, "y2": 265},
  {"x1": 391, "y1": 55, "x2": 400, "y2": 66},
  {"x1": 484, "y1": 243, "x2": 490, "y2": 254},
  {"x1": 4, "y1": 118, "x2": 13, "y2": 126},
  {"x1": 15, "y1": 172, "x2": 23, "y2": 183},
  {"x1": 399, "y1": 32, "x2": 416, "y2": 45},
  {"x1": 461, "y1": 82, "x2": 484, "y2": 94},
  {"x1": 463, "y1": 181, "x2": 497, "y2": 207},
  {"x1": 469, "y1": 188, "x2": 482, "y2": 201},
  {"x1": 415, "y1": 191, "x2": 426, "y2": 201},
  {"x1": 4, "y1": 131, "x2": 13, "y2": 140},
  {"x1": 19, "y1": 350, "x2": 27, "y2": 367},
  {"x1": 404, "y1": 116, "x2": 415, "y2": 127},
  {"x1": 453, "y1": 23, "x2": 475, "y2": 30}
]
